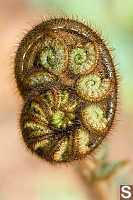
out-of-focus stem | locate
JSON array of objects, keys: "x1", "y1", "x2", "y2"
[{"x1": 77, "y1": 160, "x2": 111, "y2": 200}]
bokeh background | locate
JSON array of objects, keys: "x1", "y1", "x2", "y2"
[{"x1": 0, "y1": 0, "x2": 133, "y2": 200}]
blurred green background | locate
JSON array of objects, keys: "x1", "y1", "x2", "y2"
[{"x1": 0, "y1": 0, "x2": 133, "y2": 200}]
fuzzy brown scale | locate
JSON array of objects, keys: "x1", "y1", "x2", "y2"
[{"x1": 14, "y1": 18, "x2": 118, "y2": 163}]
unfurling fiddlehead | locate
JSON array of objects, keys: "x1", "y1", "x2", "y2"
[{"x1": 14, "y1": 18, "x2": 118, "y2": 163}]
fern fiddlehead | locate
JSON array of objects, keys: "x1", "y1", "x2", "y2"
[{"x1": 14, "y1": 18, "x2": 118, "y2": 163}]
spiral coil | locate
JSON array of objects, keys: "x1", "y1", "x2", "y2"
[{"x1": 14, "y1": 18, "x2": 118, "y2": 163}]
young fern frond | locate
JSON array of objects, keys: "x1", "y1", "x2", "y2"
[{"x1": 14, "y1": 17, "x2": 118, "y2": 163}]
